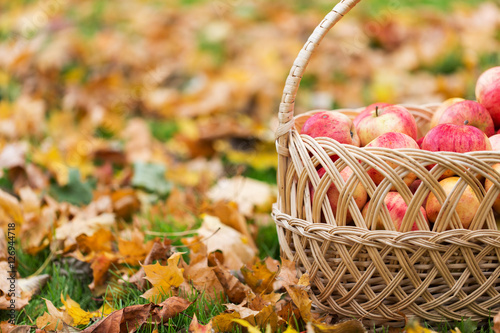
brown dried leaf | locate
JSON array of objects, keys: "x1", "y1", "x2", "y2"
[
  {"x1": 494, "y1": 310, "x2": 500, "y2": 333},
  {"x1": 183, "y1": 254, "x2": 224, "y2": 300},
  {"x1": 151, "y1": 296, "x2": 192, "y2": 323},
  {"x1": 213, "y1": 262, "x2": 250, "y2": 304},
  {"x1": 36, "y1": 312, "x2": 63, "y2": 331}
]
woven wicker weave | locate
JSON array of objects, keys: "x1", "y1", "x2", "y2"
[{"x1": 273, "y1": 0, "x2": 500, "y2": 326}]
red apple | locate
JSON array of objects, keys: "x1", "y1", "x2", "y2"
[
  {"x1": 490, "y1": 134, "x2": 500, "y2": 151},
  {"x1": 476, "y1": 66, "x2": 500, "y2": 127},
  {"x1": 484, "y1": 163, "x2": 500, "y2": 214},
  {"x1": 356, "y1": 104, "x2": 418, "y2": 147},
  {"x1": 353, "y1": 102, "x2": 391, "y2": 128},
  {"x1": 429, "y1": 97, "x2": 464, "y2": 129},
  {"x1": 425, "y1": 176, "x2": 480, "y2": 229},
  {"x1": 416, "y1": 136, "x2": 424, "y2": 149},
  {"x1": 422, "y1": 123, "x2": 491, "y2": 179},
  {"x1": 436, "y1": 100, "x2": 494, "y2": 137},
  {"x1": 361, "y1": 192, "x2": 429, "y2": 231},
  {"x1": 365, "y1": 132, "x2": 419, "y2": 187},
  {"x1": 409, "y1": 179, "x2": 429, "y2": 207},
  {"x1": 302, "y1": 111, "x2": 360, "y2": 146},
  {"x1": 422, "y1": 123, "x2": 492, "y2": 153},
  {"x1": 312, "y1": 166, "x2": 367, "y2": 223}
]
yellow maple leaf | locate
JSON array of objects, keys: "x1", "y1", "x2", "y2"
[
  {"x1": 141, "y1": 252, "x2": 185, "y2": 303},
  {"x1": 61, "y1": 294, "x2": 96, "y2": 326},
  {"x1": 406, "y1": 320, "x2": 438, "y2": 333},
  {"x1": 232, "y1": 318, "x2": 261, "y2": 333}
]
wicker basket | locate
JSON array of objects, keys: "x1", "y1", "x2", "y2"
[{"x1": 273, "y1": 0, "x2": 500, "y2": 326}]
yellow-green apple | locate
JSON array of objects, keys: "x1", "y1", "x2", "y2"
[
  {"x1": 353, "y1": 102, "x2": 390, "y2": 128},
  {"x1": 356, "y1": 104, "x2": 418, "y2": 147},
  {"x1": 484, "y1": 163, "x2": 500, "y2": 214},
  {"x1": 364, "y1": 132, "x2": 419, "y2": 187},
  {"x1": 361, "y1": 192, "x2": 429, "y2": 231},
  {"x1": 312, "y1": 166, "x2": 367, "y2": 223},
  {"x1": 489, "y1": 134, "x2": 500, "y2": 151},
  {"x1": 476, "y1": 66, "x2": 500, "y2": 127},
  {"x1": 302, "y1": 111, "x2": 360, "y2": 146},
  {"x1": 422, "y1": 123, "x2": 491, "y2": 179},
  {"x1": 425, "y1": 176, "x2": 480, "y2": 229},
  {"x1": 437, "y1": 100, "x2": 495, "y2": 137},
  {"x1": 429, "y1": 97, "x2": 464, "y2": 129}
]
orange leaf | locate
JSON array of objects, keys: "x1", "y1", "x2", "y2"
[
  {"x1": 189, "y1": 314, "x2": 213, "y2": 333},
  {"x1": 241, "y1": 260, "x2": 277, "y2": 294}
]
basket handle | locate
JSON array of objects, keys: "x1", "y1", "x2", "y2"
[{"x1": 275, "y1": 0, "x2": 362, "y2": 141}]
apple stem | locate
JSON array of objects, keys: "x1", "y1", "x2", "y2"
[
  {"x1": 464, "y1": 120, "x2": 469, "y2": 125},
  {"x1": 375, "y1": 106, "x2": 379, "y2": 117}
]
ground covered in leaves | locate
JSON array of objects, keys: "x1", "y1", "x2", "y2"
[{"x1": 1, "y1": 0, "x2": 500, "y2": 332}]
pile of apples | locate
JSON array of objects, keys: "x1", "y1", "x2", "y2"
[{"x1": 301, "y1": 66, "x2": 500, "y2": 231}]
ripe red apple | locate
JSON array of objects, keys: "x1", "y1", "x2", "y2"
[
  {"x1": 353, "y1": 102, "x2": 391, "y2": 128},
  {"x1": 421, "y1": 123, "x2": 492, "y2": 152},
  {"x1": 302, "y1": 111, "x2": 360, "y2": 146},
  {"x1": 425, "y1": 176, "x2": 480, "y2": 229},
  {"x1": 476, "y1": 66, "x2": 500, "y2": 127},
  {"x1": 436, "y1": 100, "x2": 495, "y2": 137},
  {"x1": 356, "y1": 104, "x2": 418, "y2": 147},
  {"x1": 312, "y1": 166, "x2": 367, "y2": 223},
  {"x1": 429, "y1": 97, "x2": 464, "y2": 129},
  {"x1": 416, "y1": 136, "x2": 424, "y2": 149},
  {"x1": 364, "y1": 132, "x2": 419, "y2": 187},
  {"x1": 422, "y1": 123, "x2": 491, "y2": 179},
  {"x1": 484, "y1": 163, "x2": 500, "y2": 214},
  {"x1": 490, "y1": 134, "x2": 500, "y2": 151},
  {"x1": 361, "y1": 192, "x2": 429, "y2": 231}
]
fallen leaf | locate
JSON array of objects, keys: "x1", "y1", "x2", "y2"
[
  {"x1": 309, "y1": 320, "x2": 366, "y2": 333},
  {"x1": 183, "y1": 253, "x2": 224, "y2": 300},
  {"x1": 204, "y1": 200, "x2": 257, "y2": 251},
  {"x1": 88, "y1": 252, "x2": 115, "y2": 293},
  {"x1": 48, "y1": 168, "x2": 93, "y2": 206},
  {"x1": 493, "y1": 311, "x2": 500, "y2": 333},
  {"x1": 212, "y1": 262, "x2": 250, "y2": 304},
  {"x1": 405, "y1": 320, "x2": 437, "y2": 333},
  {"x1": 81, "y1": 297, "x2": 190, "y2": 333},
  {"x1": 129, "y1": 239, "x2": 172, "y2": 290},
  {"x1": 225, "y1": 302, "x2": 259, "y2": 320},
  {"x1": 0, "y1": 189, "x2": 23, "y2": 224},
  {"x1": 188, "y1": 314, "x2": 212, "y2": 333},
  {"x1": 42, "y1": 298, "x2": 72, "y2": 325},
  {"x1": 141, "y1": 252, "x2": 185, "y2": 303},
  {"x1": 36, "y1": 312, "x2": 63, "y2": 331},
  {"x1": 207, "y1": 176, "x2": 276, "y2": 216},
  {"x1": 232, "y1": 318, "x2": 261, "y2": 333},
  {"x1": 132, "y1": 162, "x2": 171, "y2": 196},
  {"x1": 241, "y1": 260, "x2": 277, "y2": 294},
  {"x1": 61, "y1": 294, "x2": 97, "y2": 326},
  {"x1": 197, "y1": 215, "x2": 256, "y2": 270},
  {"x1": 76, "y1": 228, "x2": 115, "y2": 254},
  {"x1": 150, "y1": 296, "x2": 192, "y2": 323},
  {"x1": 117, "y1": 230, "x2": 153, "y2": 265},
  {"x1": 212, "y1": 312, "x2": 240, "y2": 333}
]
